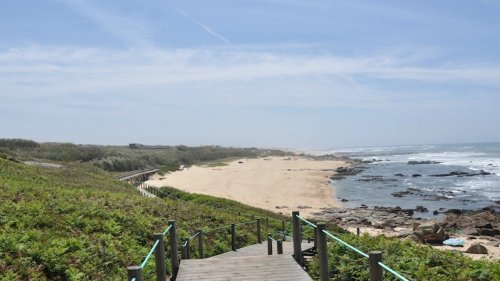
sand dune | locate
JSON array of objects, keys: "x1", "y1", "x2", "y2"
[{"x1": 146, "y1": 156, "x2": 347, "y2": 217}]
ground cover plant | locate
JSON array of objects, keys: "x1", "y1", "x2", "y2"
[
  {"x1": 307, "y1": 231, "x2": 500, "y2": 281},
  {"x1": 0, "y1": 158, "x2": 287, "y2": 280}
]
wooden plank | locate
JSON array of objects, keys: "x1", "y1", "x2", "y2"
[
  {"x1": 211, "y1": 241, "x2": 313, "y2": 259},
  {"x1": 176, "y1": 255, "x2": 312, "y2": 281}
]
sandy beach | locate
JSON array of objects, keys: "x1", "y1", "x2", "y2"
[{"x1": 146, "y1": 156, "x2": 347, "y2": 217}]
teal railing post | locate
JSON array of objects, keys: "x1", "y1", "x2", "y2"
[
  {"x1": 198, "y1": 230, "x2": 204, "y2": 258},
  {"x1": 231, "y1": 223, "x2": 237, "y2": 251},
  {"x1": 369, "y1": 251, "x2": 384, "y2": 281},
  {"x1": 317, "y1": 223, "x2": 329, "y2": 281},
  {"x1": 267, "y1": 234, "x2": 272, "y2": 255},
  {"x1": 153, "y1": 233, "x2": 167, "y2": 281},
  {"x1": 127, "y1": 265, "x2": 143, "y2": 281},
  {"x1": 292, "y1": 211, "x2": 303, "y2": 266},
  {"x1": 257, "y1": 218, "x2": 262, "y2": 244},
  {"x1": 185, "y1": 239, "x2": 191, "y2": 259},
  {"x1": 168, "y1": 220, "x2": 179, "y2": 279},
  {"x1": 277, "y1": 240, "x2": 283, "y2": 254},
  {"x1": 314, "y1": 225, "x2": 318, "y2": 249}
]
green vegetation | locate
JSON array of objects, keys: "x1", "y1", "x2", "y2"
[
  {"x1": 0, "y1": 138, "x2": 289, "y2": 172},
  {"x1": 307, "y1": 232, "x2": 500, "y2": 281},
  {"x1": 0, "y1": 158, "x2": 287, "y2": 280},
  {"x1": 1, "y1": 139, "x2": 498, "y2": 280}
]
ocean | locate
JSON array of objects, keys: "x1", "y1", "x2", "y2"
[{"x1": 327, "y1": 143, "x2": 500, "y2": 217}]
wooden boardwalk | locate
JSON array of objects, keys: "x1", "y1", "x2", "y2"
[{"x1": 176, "y1": 242, "x2": 314, "y2": 281}]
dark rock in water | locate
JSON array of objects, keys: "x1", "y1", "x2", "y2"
[
  {"x1": 391, "y1": 191, "x2": 410, "y2": 198},
  {"x1": 407, "y1": 160, "x2": 442, "y2": 165},
  {"x1": 394, "y1": 173, "x2": 405, "y2": 177},
  {"x1": 445, "y1": 209, "x2": 463, "y2": 215},
  {"x1": 433, "y1": 210, "x2": 439, "y2": 215},
  {"x1": 330, "y1": 166, "x2": 364, "y2": 180},
  {"x1": 465, "y1": 243, "x2": 488, "y2": 254},
  {"x1": 415, "y1": 206, "x2": 429, "y2": 212},
  {"x1": 494, "y1": 200, "x2": 500, "y2": 205},
  {"x1": 360, "y1": 204, "x2": 368, "y2": 209},
  {"x1": 430, "y1": 170, "x2": 492, "y2": 177},
  {"x1": 412, "y1": 174, "x2": 422, "y2": 177},
  {"x1": 341, "y1": 198, "x2": 349, "y2": 202},
  {"x1": 356, "y1": 175, "x2": 398, "y2": 183},
  {"x1": 362, "y1": 158, "x2": 384, "y2": 164}
]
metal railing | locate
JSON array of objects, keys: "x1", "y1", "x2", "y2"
[
  {"x1": 127, "y1": 222, "x2": 178, "y2": 281},
  {"x1": 127, "y1": 216, "x2": 287, "y2": 281},
  {"x1": 294, "y1": 212, "x2": 410, "y2": 281}
]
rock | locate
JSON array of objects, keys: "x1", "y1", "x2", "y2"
[
  {"x1": 464, "y1": 228, "x2": 480, "y2": 236},
  {"x1": 391, "y1": 191, "x2": 411, "y2": 198},
  {"x1": 430, "y1": 170, "x2": 493, "y2": 177},
  {"x1": 445, "y1": 209, "x2": 463, "y2": 215},
  {"x1": 415, "y1": 206, "x2": 429, "y2": 212},
  {"x1": 360, "y1": 204, "x2": 368, "y2": 209},
  {"x1": 408, "y1": 234, "x2": 420, "y2": 243},
  {"x1": 433, "y1": 210, "x2": 439, "y2": 215},
  {"x1": 407, "y1": 160, "x2": 441, "y2": 165},
  {"x1": 412, "y1": 174, "x2": 422, "y2": 177},
  {"x1": 398, "y1": 229, "x2": 414, "y2": 238},
  {"x1": 297, "y1": 205, "x2": 312, "y2": 209},
  {"x1": 341, "y1": 198, "x2": 349, "y2": 202},
  {"x1": 465, "y1": 243, "x2": 488, "y2": 254},
  {"x1": 275, "y1": 205, "x2": 289, "y2": 209},
  {"x1": 479, "y1": 228, "x2": 496, "y2": 236},
  {"x1": 475, "y1": 221, "x2": 493, "y2": 229},
  {"x1": 394, "y1": 173, "x2": 405, "y2": 177},
  {"x1": 356, "y1": 175, "x2": 398, "y2": 183},
  {"x1": 413, "y1": 222, "x2": 448, "y2": 243}
]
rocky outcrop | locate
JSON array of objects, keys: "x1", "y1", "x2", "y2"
[
  {"x1": 430, "y1": 170, "x2": 493, "y2": 177},
  {"x1": 356, "y1": 175, "x2": 398, "y2": 183},
  {"x1": 329, "y1": 166, "x2": 364, "y2": 180},
  {"x1": 413, "y1": 222, "x2": 448, "y2": 243},
  {"x1": 407, "y1": 160, "x2": 441, "y2": 165}
]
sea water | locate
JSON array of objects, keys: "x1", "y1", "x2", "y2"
[{"x1": 328, "y1": 143, "x2": 500, "y2": 217}]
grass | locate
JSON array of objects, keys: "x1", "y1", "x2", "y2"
[{"x1": 0, "y1": 158, "x2": 288, "y2": 280}]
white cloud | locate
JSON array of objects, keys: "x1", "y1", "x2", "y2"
[{"x1": 1, "y1": 44, "x2": 500, "y2": 113}]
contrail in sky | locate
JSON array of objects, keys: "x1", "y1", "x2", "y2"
[{"x1": 176, "y1": 8, "x2": 231, "y2": 45}]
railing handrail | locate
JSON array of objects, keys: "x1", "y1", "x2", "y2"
[
  {"x1": 294, "y1": 212, "x2": 410, "y2": 281},
  {"x1": 140, "y1": 239, "x2": 160, "y2": 269}
]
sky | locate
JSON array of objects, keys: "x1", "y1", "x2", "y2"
[{"x1": 1, "y1": 0, "x2": 500, "y2": 149}]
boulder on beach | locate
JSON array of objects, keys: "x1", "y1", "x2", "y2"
[
  {"x1": 413, "y1": 222, "x2": 448, "y2": 243},
  {"x1": 465, "y1": 243, "x2": 488, "y2": 254}
]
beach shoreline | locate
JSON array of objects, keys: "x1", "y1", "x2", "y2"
[
  {"x1": 146, "y1": 155, "x2": 499, "y2": 260},
  {"x1": 146, "y1": 156, "x2": 350, "y2": 217}
]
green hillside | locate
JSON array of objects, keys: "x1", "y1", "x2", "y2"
[
  {"x1": 0, "y1": 158, "x2": 286, "y2": 280},
  {"x1": 1, "y1": 154, "x2": 498, "y2": 281}
]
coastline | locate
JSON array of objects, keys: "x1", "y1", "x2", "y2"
[
  {"x1": 146, "y1": 154, "x2": 499, "y2": 260},
  {"x1": 146, "y1": 156, "x2": 349, "y2": 217}
]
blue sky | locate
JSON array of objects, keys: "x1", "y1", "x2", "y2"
[{"x1": 1, "y1": 0, "x2": 500, "y2": 149}]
